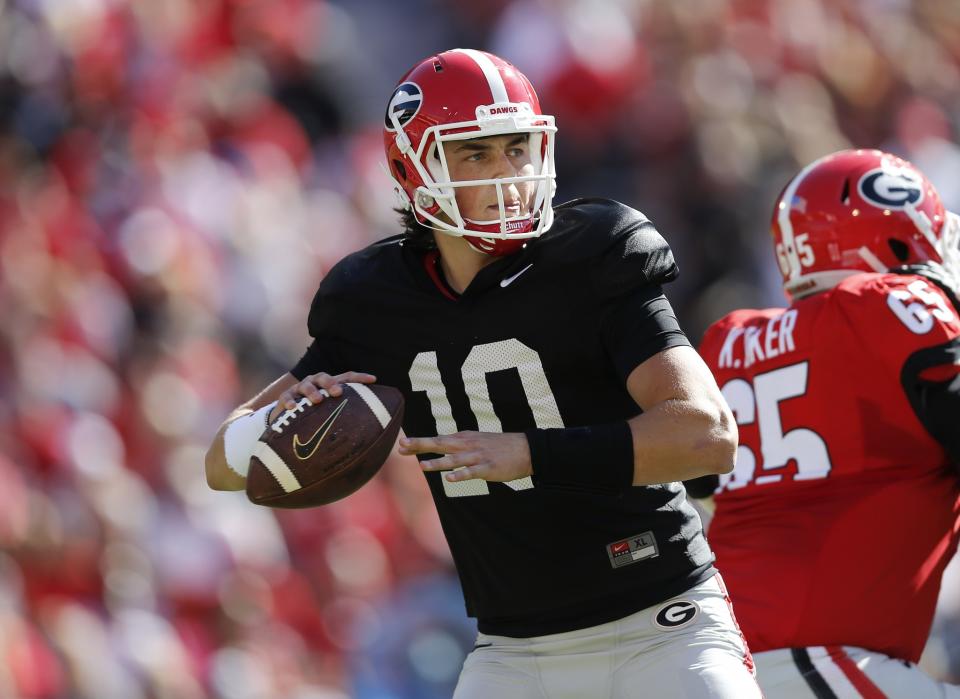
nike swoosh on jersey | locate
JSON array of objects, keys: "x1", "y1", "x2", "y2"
[
  {"x1": 500, "y1": 263, "x2": 534, "y2": 288},
  {"x1": 293, "y1": 399, "x2": 349, "y2": 460}
]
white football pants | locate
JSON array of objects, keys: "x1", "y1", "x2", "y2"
[
  {"x1": 453, "y1": 575, "x2": 762, "y2": 699},
  {"x1": 753, "y1": 645, "x2": 960, "y2": 698}
]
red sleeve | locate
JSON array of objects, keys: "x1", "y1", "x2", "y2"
[{"x1": 833, "y1": 274, "x2": 960, "y2": 463}]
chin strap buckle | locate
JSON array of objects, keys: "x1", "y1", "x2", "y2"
[{"x1": 395, "y1": 130, "x2": 412, "y2": 154}]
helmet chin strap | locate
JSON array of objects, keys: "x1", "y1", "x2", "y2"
[
  {"x1": 390, "y1": 111, "x2": 413, "y2": 155},
  {"x1": 463, "y1": 233, "x2": 526, "y2": 256},
  {"x1": 461, "y1": 177, "x2": 532, "y2": 233},
  {"x1": 463, "y1": 209, "x2": 534, "y2": 230}
]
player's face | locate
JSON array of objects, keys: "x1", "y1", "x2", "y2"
[{"x1": 445, "y1": 134, "x2": 535, "y2": 223}]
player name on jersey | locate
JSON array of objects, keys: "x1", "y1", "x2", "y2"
[
  {"x1": 717, "y1": 308, "x2": 798, "y2": 369},
  {"x1": 701, "y1": 272, "x2": 960, "y2": 661}
]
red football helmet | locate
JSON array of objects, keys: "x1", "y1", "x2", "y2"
[
  {"x1": 383, "y1": 49, "x2": 557, "y2": 256},
  {"x1": 771, "y1": 149, "x2": 959, "y2": 300}
]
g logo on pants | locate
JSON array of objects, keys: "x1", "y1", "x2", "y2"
[{"x1": 654, "y1": 600, "x2": 699, "y2": 630}]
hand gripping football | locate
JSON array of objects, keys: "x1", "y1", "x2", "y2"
[{"x1": 246, "y1": 383, "x2": 404, "y2": 508}]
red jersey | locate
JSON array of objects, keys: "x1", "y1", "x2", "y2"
[{"x1": 700, "y1": 272, "x2": 960, "y2": 661}]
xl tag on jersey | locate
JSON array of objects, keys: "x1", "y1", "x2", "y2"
[{"x1": 606, "y1": 531, "x2": 659, "y2": 569}]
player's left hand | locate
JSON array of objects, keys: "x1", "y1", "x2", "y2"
[{"x1": 398, "y1": 432, "x2": 532, "y2": 483}]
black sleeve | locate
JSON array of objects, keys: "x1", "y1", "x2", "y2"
[
  {"x1": 901, "y1": 337, "x2": 960, "y2": 466},
  {"x1": 683, "y1": 475, "x2": 720, "y2": 499},
  {"x1": 894, "y1": 263, "x2": 960, "y2": 465},
  {"x1": 600, "y1": 285, "x2": 692, "y2": 383},
  {"x1": 290, "y1": 339, "x2": 342, "y2": 380},
  {"x1": 589, "y1": 206, "x2": 680, "y2": 302},
  {"x1": 575, "y1": 202, "x2": 688, "y2": 381},
  {"x1": 289, "y1": 264, "x2": 349, "y2": 380}
]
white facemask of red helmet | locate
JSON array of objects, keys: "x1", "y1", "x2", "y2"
[
  {"x1": 771, "y1": 148, "x2": 959, "y2": 300},
  {"x1": 383, "y1": 49, "x2": 557, "y2": 256}
]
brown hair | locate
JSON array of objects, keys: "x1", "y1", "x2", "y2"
[{"x1": 396, "y1": 207, "x2": 437, "y2": 250}]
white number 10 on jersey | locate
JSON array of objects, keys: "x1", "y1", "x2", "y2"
[{"x1": 409, "y1": 339, "x2": 564, "y2": 498}]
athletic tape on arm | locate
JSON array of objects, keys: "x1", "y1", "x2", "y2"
[{"x1": 224, "y1": 401, "x2": 277, "y2": 477}]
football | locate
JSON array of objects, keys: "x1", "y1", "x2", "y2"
[{"x1": 246, "y1": 383, "x2": 404, "y2": 508}]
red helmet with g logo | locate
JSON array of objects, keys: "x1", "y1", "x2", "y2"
[
  {"x1": 383, "y1": 49, "x2": 557, "y2": 256},
  {"x1": 771, "y1": 149, "x2": 957, "y2": 300}
]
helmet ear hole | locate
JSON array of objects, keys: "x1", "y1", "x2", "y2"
[
  {"x1": 888, "y1": 238, "x2": 910, "y2": 262},
  {"x1": 393, "y1": 160, "x2": 407, "y2": 182}
]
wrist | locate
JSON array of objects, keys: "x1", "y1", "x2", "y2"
[{"x1": 524, "y1": 422, "x2": 634, "y2": 490}]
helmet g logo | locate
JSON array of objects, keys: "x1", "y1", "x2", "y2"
[
  {"x1": 858, "y1": 167, "x2": 924, "y2": 210},
  {"x1": 653, "y1": 600, "x2": 700, "y2": 630},
  {"x1": 384, "y1": 82, "x2": 423, "y2": 132}
]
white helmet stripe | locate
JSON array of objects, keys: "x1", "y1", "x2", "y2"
[
  {"x1": 454, "y1": 48, "x2": 509, "y2": 104},
  {"x1": 778, "y1": 156, "x2": 827, "y2": 281},
  {"x1": 902, "y1": 201, "x2": 941, "y2": 253},
  {"x1": 857, "y1": 246, "x2": 887, "y2": 273}
]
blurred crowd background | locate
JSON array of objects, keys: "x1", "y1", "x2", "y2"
[{"x1": 0, "y1": 0, "x2": 958, "y2": 697}]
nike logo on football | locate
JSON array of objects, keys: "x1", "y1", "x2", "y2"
[
  {"x1": 500, "y1": 263, "x2": 533, "y2": 288},
  {"x1": 292, "y1": 399, "x2": 349, "y2": 460}
]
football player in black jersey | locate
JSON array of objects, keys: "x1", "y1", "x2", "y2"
[{"x1": 206, "y1": 49, "x2": 762, "y2": 698}]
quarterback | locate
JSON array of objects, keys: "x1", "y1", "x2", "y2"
[
  {"x1": 694, "y1": 149, "x2": 960, "y2": 697},
  {"x1": 206, "y1": 49, "x2": 761, "y2": 697}
]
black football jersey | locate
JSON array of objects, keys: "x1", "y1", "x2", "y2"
[{"x1": 291, "y1": 198, "x2": 715, "y2": 636}]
